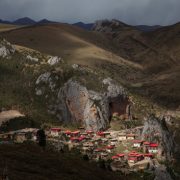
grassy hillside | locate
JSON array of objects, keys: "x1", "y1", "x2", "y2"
[
  {"x1": 0, "y1": 143, "x2": 141, "y2": 180},
  {"x1": 0, "y1": 23, "x2": 20, "y2": 32}
]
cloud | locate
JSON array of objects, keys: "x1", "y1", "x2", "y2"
[{"x1": 0, "y1": 0, "x2": 179, "y2": 25}]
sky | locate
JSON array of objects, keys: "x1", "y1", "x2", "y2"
[{"x1": 0, "y1": 0, "x2": 179, "y2": 25}]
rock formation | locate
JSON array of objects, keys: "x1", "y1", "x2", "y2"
[
  {"x1": 0, "y1": 38, "x2": 15, "y2": 58},
  {"x1": 36, "y1": 73, "x2": 129, "y2": 131},
  {"x1": 141, "y1": 114, "x2": 175, "y2": 161}
]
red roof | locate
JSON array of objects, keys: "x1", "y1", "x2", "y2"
[
  {"x1": 51, "y1": 128, "x2": 61, "y2": 132},
  {"x1": 86, "y1": 130, "x2": 93, "y2": 134},
  {"x1": 97, "y1": 132, "x2": 105, "y2": 136},
  {"x1": 117, "y1": 153, "x2": 125, "y2": 157},
  {"x1": 144, "y1": 153, "x2": 153, "y2": 157},
  {"x1": 71, "y1": 131, "x2": 80, "y2": 134},
  {"x1": 149, "y1": 143, "x2": 158, "y2": 147},
  {"x1": 143, "y1": 141, "x2": 150, "y2": 145},
  {"x1": 94, "y1": 148, "x2": 105, "y2": 152},
  {"x1": 64, "y1": 130, "x2": 71, "y2": 135},
  {"x1": 112, "y1": 156, "x2": 119, "y2": 160},
  {"x1": 133, "y1": 140, "x2": 143, "y2": 143},
  {"x1": 106, "y1": 145, "x2": 115, "y2": 150},
  {"x1": 70, "y1": 137, "x2": 79, "y2": 141}
]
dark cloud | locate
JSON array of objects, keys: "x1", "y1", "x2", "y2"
[{"x1": 0, "y1": 0, "x2": 179, "y2": 25}]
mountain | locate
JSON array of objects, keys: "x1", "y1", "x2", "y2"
[
  {"x1": 0, "y1": 19, "x2": 11, "y2": 24},
  {"x1": 37, "y1": 19, "x2": 56, "y2": 25},
  {"x1": 73, "y1": 22, "x2": 94, "y2": 30},
  {"x1": 13, "y1": 17, "x2": 36, "y2": 25},
  {"x1": 135, "y1": 25, "x2": 162, "y2": 32},
  {"x1": 1, "y1": 20, "x2": 180, "y2": 109}
]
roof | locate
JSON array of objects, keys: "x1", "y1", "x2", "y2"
[
  {"x1": 149, "y1": 143, "x2": 158, "y2": 147},
  {"x1": 71, "y1": 131, "x2": 80, "y2": 134},
  {"x1": 112, "y1": 156, "x2": 119, "y2": 160},
  {"x1": 64, "y1": 130, "x2": 71, "y2": 134},
  {"x1": 143, "y1": 141, "x2": 150, "y2": 145},
  {"x1": 94, "y1": 148, "x2": 105, "y2": 152},
  {"x1": 97, "y1": 132, "x2": 105, "y2": 136},
  {"x1": 106, "y1": 145, "x2": 114, "y2": 149},
  {"x1": 86, "y1": 130, "x2": 93, "y2": 134},
  {"x1": 144, "y1": 153, "x2": 153, "y2": 157},
  {"x1": 116, "y1": 153, "x2": 125, "y2": 157},
  {"x1": 51, "y1": 128, "x2": 61, "y2": 132},
  {"x1": 133, "y1": 140, "x2": 143, "y2": 143}
]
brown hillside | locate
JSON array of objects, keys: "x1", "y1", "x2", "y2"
[{"x1": 1, "y1": 22, "x2": 179, "y2": 108}]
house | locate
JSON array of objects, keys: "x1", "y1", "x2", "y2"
[
  {"x1": 110, "y1": 138, "x2": 118, "y2": 146},
  {"x1": 133, "y1": 140, "x2": 143, "y2": 148},
  {"x1": 143, "y1": 141, "x2": 150, "y2": 153},
  {"x1": 106, "y1": 145, "x2": 115, "y2": 153},
  {"x1": 128, "y1": 157, "x2": 137, "y2": 164},
  {"x1": 126, "y1": 134, "x2": 136, "y2": 140},
  {"x1": 96, "y1": 131, "x2": 105, "y2": 137},
  {"x1": 118, "y1": 133, "x2": 126, "y2": 141},
  {"x1": 14, "y1": 132, "x2": 27, "y2": 143},
  {"x1": 144, "y1": 153, "x2": 154, "y2": 160},
  {"x1": 71, "y1": 131, "x2": 80, "y2": 137},
  {"x1": 116, "y1": 153, "x2": 125, "y2": 161},
  {"x1": 112, "y1": 155, "x2": 120, "y2": 162},
  {"x1": 50, "y1": 128, "x2": 61, "y2": 137},
  {"x1": 128, "y1": 152, "x2": 144, "y2": 164},
  {"x1": 100, "y1": 153, "x2": 108, "y2": 160},
  {"x1": 64, "y1": 130, "x2": 71, "y2": 137},
  {"x1": 148, "y1": 143, "x2": 159, "y2": 153},
  {"x1": 94, "y1": 148, "x2": 105, "y2": 154}
]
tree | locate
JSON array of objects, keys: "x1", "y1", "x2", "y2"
[{"x1": 36, "y1": 129, "x2": 46, "y2": 150}]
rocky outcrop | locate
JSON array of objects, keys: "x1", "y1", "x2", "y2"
[
  {"x1": 48, "y1": 56, "x2": 62, "y2": 66},
  {"x1": 55, "y1": 78, "x2": 127, "y2": 131},
  {"x1": 26, "y1": 55, "x2": 39, "y2": 62},
  {"x1": 35, "y1": 73, "x2": 128, "y2": 131},
  {"x1": 141, "y1": 114, "x2": 175, "y2": 161},
  {"x1": 0, "y1": 38, "x2": 15, "y2": 58}
]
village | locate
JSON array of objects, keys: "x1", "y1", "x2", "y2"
[{"x1": 0, "y1": 124, "x2": 161, "y2": 173}]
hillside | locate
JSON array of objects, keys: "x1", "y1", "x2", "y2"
[
  {"x1": 1, "y1": 21, "x2": 179, "y2": 109},
  {"x1": 0, "y1": 143, "x2": 137, "y2": 180}
]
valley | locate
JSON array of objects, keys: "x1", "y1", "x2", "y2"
[{"x1": 0, "y1": 19, "x2": 179, "y2": 180}]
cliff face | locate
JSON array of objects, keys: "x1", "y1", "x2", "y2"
[
  {"x1": 36, "y1": 72, "x2": 128, "y2": 131},
  {"x1": 56, "y1": 78, "x2": 127, "y2": 131},
  {"x1": 141, "y1": 114, "x2": 175, "y2": 161}
]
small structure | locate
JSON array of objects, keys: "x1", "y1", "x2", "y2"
[
  {"x1": 116, "y1": 153, "x2": 125, "y2": 161},
  {"x1": 143, "y1": 141, "x2": 150, "y2": 153},
  {"x1": 118, "y1": 133, "x2": 127, "y2": 141},
  {"x1": 144, "y1": 153, "x2": 154, "y2": 160},
  {"x1": 71, "y1": 131, "x2": 80, "y2": 137},
  {"x1": 50, "y1": 128, "x2": 61, "y2": 137},
  {"x1": 126, "y1": 134, "x2": 136, "y2": 140},
  {"x1": 64, "y1": 130, "x2": 71, "y2": 137},
  {"x1": 14, "y1": 132, "x2": 27, "y2": 143},
  {"x1": 112, "y1": 155, "x2": 120, "y2": 162},
  {"x1": 96, "y1": 131, "x2": 105, "y2": 137},
  {"x1": 148, "y1": 143, "x2": 159, "y2": 153},
  {"x1": 133, "y1": 140, "x2": 143, "y2": 148},
  {"x1": 110, "y1": 138, "x2": 118, "y2": 146},
  {"x1": 106, "y1": 145, "x2": 115, "y2": 153}
]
